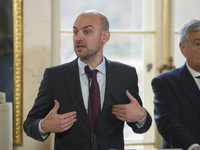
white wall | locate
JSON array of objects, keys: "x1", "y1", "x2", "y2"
[{"x1": 16, "y1": 0, "x2": 52, "y2": 150}]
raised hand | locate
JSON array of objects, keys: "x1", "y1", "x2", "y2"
[
  {"x1": 112, "y1": 90, "x2": 146, "y2": 122},
  {"x1": 41, "y1": 100, "x2": 77, "y2": 133}
]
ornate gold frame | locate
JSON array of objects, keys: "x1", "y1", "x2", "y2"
[{"x1": 13, "y1": 0, "x2": 23, "y2": 146}]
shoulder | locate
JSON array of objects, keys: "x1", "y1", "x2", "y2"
[
  {"x1": 106, "y1": 59, "x2": 137, "y2": 79},
  {"x1": 46, "y1": 58, "x2": 78, "y2": 72},
  {"x1": 156, "y1": 68, "x2": 180, "y2": 79},
  {"x1": 106, "y1": 58, "x2": 136, "y2": 71},
  {"x1": 41, "y1": 58, "x2": 78, "y2": 79},
  {"x1": 155, "y1": 64, "x2": 186, "y2": 79},
  {"x1": 152, "y1": 64, "x2": 187, "y2": 86}
]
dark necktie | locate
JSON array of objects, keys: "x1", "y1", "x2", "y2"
[
  {"x1": 196, "y1": 76, "x2": 200, "y2": 79},
  {"x1": 195, "y1": 76, "x2": 200, "y2": 89},
  {"x1": 88, "y1": 70, "x2": 101, "y2": 131}
]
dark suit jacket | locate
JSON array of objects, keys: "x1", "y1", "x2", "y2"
[
  {"x1": 152, "y1": 63, "x2": 200, "y2": 150},
  {"x1": 24, "y1": 58, "x2": 152, "y2": 150}
]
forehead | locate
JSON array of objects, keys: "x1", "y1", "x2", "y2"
[
  {"x1": 189, "y1": 31, "x2": 200, "y2": 41},
  {"x1": 73, "y1": 13, "x2": 101, "y2": 29}
]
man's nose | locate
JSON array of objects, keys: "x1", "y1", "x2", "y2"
[{"x1": 75, "y1": 32, "x2": 84, "y2": 41}]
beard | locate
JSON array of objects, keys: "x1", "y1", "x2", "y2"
[{"x1": 74, "y1": 39, "x2": 102, "y2": 61}]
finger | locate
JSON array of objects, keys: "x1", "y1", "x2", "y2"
[
  {"x1": 62, "y1": 117, "x2": 77, "y2": 128},
  {"x1": 126, "y1": 90, "x2": 137, "y2": 103},
  {"x1": 61, "y1": 111, "x2": 77, "y2": 119},
  {"x1": 113, "y1": 111, "x2": 126, "y2": 117},
  {"x1": 126, "y1": 90, "x2": 133, "y2": 100},
  {"x1": 112, "y1": 110, "x2": 127, "y2": 121},
  {"x1": 60, "y1": 117, "x2": 77, "y2": 132},
  {"x1": 51, "y1": 100, "x2": 60, "y2": 114},
  {"x1": 61, "y1": 122, "x2": 75, "y2": 132},
  {"x1": 112, "y1": 108, "x2": 127, "y2": 118},
  {"x1": 53, "y1": 113, "x2": 77, "y2": 133},
  {"x1": 115, "y1": 115, "x2": 126, "y2": 122},
  {"x1": 112, "y1": 107, "x2": 125, "y2": 113},
  {"x1": 112, "y1": 104, "x2": 126, "y2": 109}
]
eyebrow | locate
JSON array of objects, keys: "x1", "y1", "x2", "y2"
[
  {"x1": 73, "y1": 25, "x2": 94, "y2": 30},
  {"x1": 194, "y1": 38, "x2": 200, "y2": 41},
  {"x1": 192, "y1": 38, "x2": 200, "y2": 43}
]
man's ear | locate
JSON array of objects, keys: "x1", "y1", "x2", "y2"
[
  {"x1": 179, "y1": 43, "x2": 187, "y2": 57},
  {"x1": 102, "y1": 30, "x2": 110, "y2": 44}
]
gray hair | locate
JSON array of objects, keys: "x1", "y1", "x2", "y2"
[{"x1": 179, "y1": 19, "x2": 200, "y2": 47}]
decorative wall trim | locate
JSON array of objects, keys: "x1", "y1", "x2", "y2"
[
  {"x1": 13, "y1": 0, "x2": 23, "y2": 146},
  {"x1": 162, "y1": 0, "x2": 168, "y2": 64}
]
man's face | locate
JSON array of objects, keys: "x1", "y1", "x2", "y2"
[
  {"x1": 180, "y1": 31, "x2": 200, "y2": 72},
  {"x1": 73, "y1": 13, "x2": 103, "y2": 62}
]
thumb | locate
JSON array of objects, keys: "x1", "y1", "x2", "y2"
[
  {"x1": 126, "y1": 90, "x2": 136, "y2": 103},
  {"x1": 51, "y1": 100, "x2": 59, "y2": 113}
]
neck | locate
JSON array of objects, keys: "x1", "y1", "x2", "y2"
[
  {"x1": 81, "y1": 55, "x2": 103, "y2": 68},
  {"x1": 88, "y1": 58, "x2": 103, "y2": 68}
]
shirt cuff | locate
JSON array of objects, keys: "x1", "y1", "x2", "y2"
[
  {"x1": 188, "y1": 144, "x2": 200, "y2": 150},
  {"x1": 39, "y1": 119, "x2": 49, "y2": 139},
  {"x1": 135, "y1": 110, "x2": 147, "y2": 128}
]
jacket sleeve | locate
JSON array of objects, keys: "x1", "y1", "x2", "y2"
[
  {"x1": 23, "y1": 68, "x2": 54, "y2": 141},
  {"x1": 127, "y1": 68, "x2": 152, "y2": 133},
  {"x1": 152, "y1": 76, "x2": 197, "y2": 150}
]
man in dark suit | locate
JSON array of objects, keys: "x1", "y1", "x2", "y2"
[
  {"x1": 24, "y1": 10, "x2": 152, "y2": 150},
  {"x1": 152, "y1": 19, "x2": 200, "y2": 150}
]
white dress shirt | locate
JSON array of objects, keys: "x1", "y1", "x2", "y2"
[
  {"x1": 78, "y1": 57, "x2": 106, "y2": 112},
  {"x1": 186, "y1": 63, "x2": 200, "y2": 90}
]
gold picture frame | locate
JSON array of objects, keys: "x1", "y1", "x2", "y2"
[{"x1": 13, "y1": 0, "x2": 23, "y2": 146}]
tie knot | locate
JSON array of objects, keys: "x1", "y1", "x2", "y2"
[
  {"x1": 195, "y1": 76, "x2": 200, "y2": 79},
  {"x1": 90, "y1": 70, "x2": 98, "y2": 79}
]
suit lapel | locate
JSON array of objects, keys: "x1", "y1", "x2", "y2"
[
  {"x1": 63, "y1": 58, "x2": 120, "y2": 132},
  {"x1": 96, "y1": 59, "x2": 118, "y2": 131},
  {"x1": 178, "y1": 64, "x2": 200, "y2": 113},
  {"x1": 63, "y1": 59, "x2": 92, "y2": 131}
]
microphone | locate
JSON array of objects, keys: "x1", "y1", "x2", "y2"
[
  {"x1": 84, "y1": 65, "x2": 90, "y2": 78},
  {"x1": 84, "y1": 66, "x2": 97, "y2": 150},
  {"x1": 84, "y1": 66, "x2": 92, "y2": 123}
]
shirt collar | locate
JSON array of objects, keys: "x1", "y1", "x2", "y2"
[
  {"x1": 186, "y1": 62, "x2": 200, "y2": 78},
  {"x1": 78, "y1": 57, "x2": 106, "y2": 76}
]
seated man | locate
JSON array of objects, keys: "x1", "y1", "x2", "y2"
[{"x1": 152, "y1": 19, "x2": 200, "y2": 150}]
